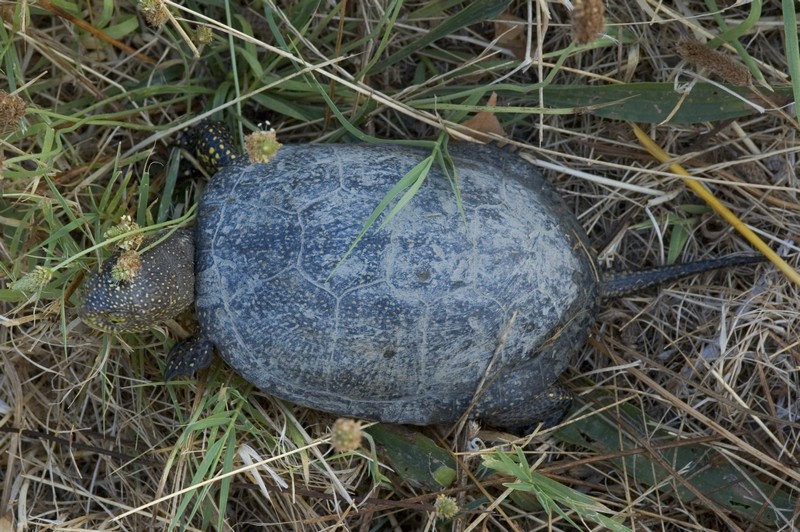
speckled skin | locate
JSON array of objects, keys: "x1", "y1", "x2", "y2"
[
  {"x1": 193, "y1": 144, "x2": 598, "y2": 427},
  {"x1": 79, "y1": 230, "x2": 195, "y2": 332},
  {"x1": 178, "y1": 120, "x2": 239, "y2": 174}
]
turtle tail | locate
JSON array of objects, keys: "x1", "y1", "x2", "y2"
[{"x1": 600, "y1": 254, "x2": 766, "y2": 299}]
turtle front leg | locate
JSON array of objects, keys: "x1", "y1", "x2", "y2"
[{"x1": 165, "y1": 336, "x2": 215, "y2": 379}]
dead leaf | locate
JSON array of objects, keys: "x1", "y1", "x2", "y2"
[
  {"x1": 459, "y1": 92, "x2": 508, "y2": 144},
  {"x1": 494, "y1": 13, "x2": 528, "y2": 60},
  {"x1": 0, "y1": 512, "x2": 13, "y2": 532}
]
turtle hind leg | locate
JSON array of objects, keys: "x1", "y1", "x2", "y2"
[
  {"x1": 474, "y1": 378, "x2": 573, "y2": 435},
  {"x1": 165, "y1": 336, "x2": 215, "y2": 380},
  {"x1": 498, "y1": 383, "x2": 573, "y2": 436}
]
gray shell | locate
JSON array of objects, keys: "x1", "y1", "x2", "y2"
[{"x1": 194, "y1": 144, "x2": 599, "y2": 425}]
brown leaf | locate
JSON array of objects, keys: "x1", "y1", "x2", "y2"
[
  {"x1": 494, "y1": 13, "x2": 527, "y2": 60},
  {"x1": 460, "y1": 92, "x2": 507, "y2": 144},
  {"x1": 0, "y1": 513, "x2": 13, "y2": 532}
]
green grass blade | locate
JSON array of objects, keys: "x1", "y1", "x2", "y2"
[
  {"x1": 704, "y1": 0, "x2": 765, "y2": 85},
  {"x1": 367, "y1": 0, "x2": 513, "y2": 73},
  {"x1": 156, "y1": 148, "x2": 182, "y2": 223},
  {"x1": 358, "y1": 0, "x2": 405, "y2": 77},
  {"x1": 173, "y1": 434, "x2": 227, "y2": 525},
  {"x1": 136, "y1": 169, "x2": 150, "y2": 227},
  {"x1": 482, "y1": 447, "x2": 632, "y2": 531},
  {"x1": 250, "y1": 91, "x2": 318, "y2": 121},
  {"x1": 407, "y1": 0, "x2": 467, "y2": 21},
  {"x1": 782, "y1": 0, "x2": 800, "y2": 121},
  {"x1": 216, "y1": 429, "x2": 236, "y2": 532},
  {"x1": 707, "y1": 0, "x2": 761, "y2": 45},
  {"x1": 329, "y1": 154, "x2": 435, "y2": 278},
  {"x1": 377, "y1": 154, "x2": 434, "y2": 230}
]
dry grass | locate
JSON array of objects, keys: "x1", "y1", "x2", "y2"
[{"x1": 1, "y1": 0, "x2": 799, "y2": 530}]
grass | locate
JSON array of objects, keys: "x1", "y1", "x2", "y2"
[{"x1": 1, "y1": 0, "x2": 799, "y2": 530}]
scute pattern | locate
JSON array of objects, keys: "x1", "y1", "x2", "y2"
[{"x1": 195, "y1": 144, "x2": 598, "y2": 425}]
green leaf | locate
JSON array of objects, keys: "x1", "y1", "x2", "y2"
[
  {"x1": 556, "y1": 388, "x2": 797, "y2": 527},
  {"x1": 543, "y1": 83, "x2": 794, "y2": 123},
  {"x1": 237, "y1": 46, "x2": 265, "y2": 82},
  {"x1": 366, "y1": 425, "x2": 457, "y2": 490},
  {"x1": 432, "y1": 465, "x2": 457, "y2": 487},
  {"x1": 103, "y1": 16, "x2": 139, "y2": 40},
  {"x1": 667, "y1": 223, "x2": 689, "y2": 265}
]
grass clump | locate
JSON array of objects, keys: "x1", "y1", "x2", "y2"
[{"x1": 1, "y1": 0, "x2": 799, "y2": 530}]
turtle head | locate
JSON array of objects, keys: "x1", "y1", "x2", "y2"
[
  {"x1": 79, "y1": 229, "x2": 196, "y2": 333},
  {"x1": 178, "y1": 120, "x2": 240, "y2": 175}
]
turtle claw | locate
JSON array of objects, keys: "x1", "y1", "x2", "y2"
[{"x1": 165, "y1": 336, "x2": 215, "y2": 380}]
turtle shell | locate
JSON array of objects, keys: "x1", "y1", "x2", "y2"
[{"x1": 194, "y1": 143, "x2": 598, "y2": 425}]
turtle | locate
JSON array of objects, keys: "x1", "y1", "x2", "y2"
[{"x1": 78, "y1": 122, "x2": 763, "y2": 432}]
